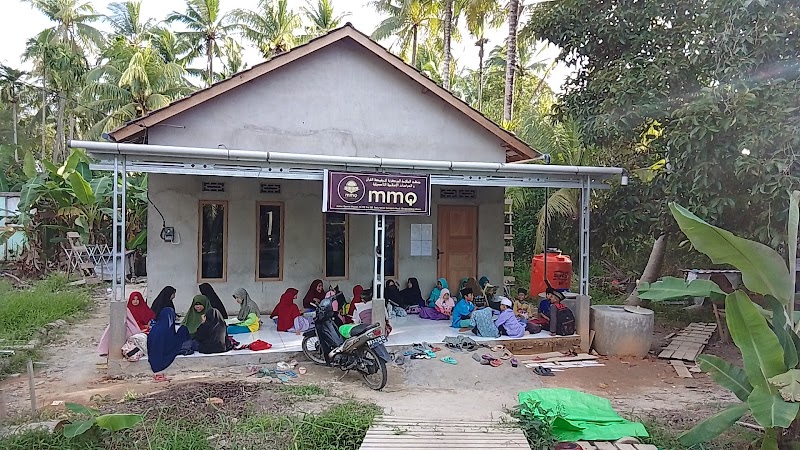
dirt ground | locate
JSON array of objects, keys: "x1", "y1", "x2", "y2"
[{"x1": 0, "y1": 286, "x2": 738, "y2": 430}]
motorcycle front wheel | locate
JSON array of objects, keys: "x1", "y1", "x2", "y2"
[
  {"x1": 359, "y1": 347, "x2": 388, "y2": 390},
  {"x1": 301, "y1": 335, "x2": 326, "y2": 365}
]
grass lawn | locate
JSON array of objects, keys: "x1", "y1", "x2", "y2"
[
  {"x1": 0, "y1": 274, "x2": 92, "y2": 377},
  {"x1": 0, "y1": 274, "x2": 92, "y2": 342},
  {"x1": 0, "y1": 381, "x2": 381, "y2": 450}
]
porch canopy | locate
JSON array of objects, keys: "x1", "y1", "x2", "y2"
[{"x1": 69, "y1": 139, "x2": 621, "y2": 358}]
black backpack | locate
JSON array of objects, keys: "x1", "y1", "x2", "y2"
[{"x1": 554, "y1": 304, "x2": 576, "y2": 336}]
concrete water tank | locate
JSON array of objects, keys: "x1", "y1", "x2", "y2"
[{"x1": 590, "y1": 305, "x2": 654, "y2": 357}]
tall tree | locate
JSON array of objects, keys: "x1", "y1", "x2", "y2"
[
  {"x1": 371, "y1": 0, "x2": 439, "y2": 67},
  {"x1": 503, "y1": 0, "x2": 521, "y2": 125},
  {"x1": 167, "y1": 0, "x2": 235, "y2": 86},
  {"x1": 231, "y1": 0, "x2": 301, "y2": 59},
  {"x1": 25, "y1": 0, "x2": 104, "y2": 57},
  {"x1": 82, "y1": 40, "x2": 192, "y2": 135},
  {"x1": 464, "y1": 0, "x2": 501, "y2": 111},
  {"x1": 301, "y1": 0, "x2": 350, "y2": 38},
  {"x1": 441, "y1": 0, "x2": 453, "y2": 89},
  {"x1": 105, "y1": 1, "x2": 154, "y2": 47},
  {"x1": 0, "y1": 66, "x2": 27, "y2": 158}
]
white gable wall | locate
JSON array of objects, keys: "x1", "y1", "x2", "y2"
[{"x1": 146, "y1": 39, "x2": 508, "y2": 162}]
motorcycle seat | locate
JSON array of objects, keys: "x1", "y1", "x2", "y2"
[{"x1": 349, "y1": 323, "x2": 374, "y2": 337}]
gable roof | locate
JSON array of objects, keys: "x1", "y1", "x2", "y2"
[{"x1": 108, "y1": 24, "x2": 539, "y2": 162}]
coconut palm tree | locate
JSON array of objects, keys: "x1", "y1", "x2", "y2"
[
  {"x1": 503, "y1": 0, "x2": 521, "y2": 125},
  {"x1": 167, "y1": 0, "x2": 236, "y2": 86},
  {"x1": 81, "y1": 41, "x2": 193, "y2": 136},
  {"x1": 231, "y1": 0, "x2": 302, "y2": 59},
  {"x1": 463, "y1": 0, "x2": 501, "y2": 111},
  {"x1": 441, "y1": 0, "x2": 453, "y2": 89},
  {"x1": 105, "y1": 1, "x2": 154, "y2": 47},
  {"x1": 0, "y1": 66, "x2": 28, "y2": 156},
  {"x1": 25, "y1": 0, "x2": 104, "y2": 56},
  {"x1": 301, "y1": 0, "x2": 350, "y2": 38},
  {"x1": 371, "y1": 0, "x2": 439, "y2": 67},
  {"x1": 509, "y1": 107, "x2": 594, "y2": 253}
]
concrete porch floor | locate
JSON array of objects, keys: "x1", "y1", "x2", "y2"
[{"x1": 117, "y1": 314, "x2": 580, "y2": 375}]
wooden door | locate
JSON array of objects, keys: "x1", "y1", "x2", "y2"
[{"x1": 437, "y1": 206, "x2": 478, "y2": 289}]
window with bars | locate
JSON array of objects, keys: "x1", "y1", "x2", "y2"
[
  {"x1": 260, "y1": 184, "x2": 281, "y2": 194},
  {"x1": 324, "y1": 213, "x2": 348, "y2": 278},
  {"x1": 440, "y1": 188, "x2": 476, "y2": 199},
  {"x1": 202, "y1": 182, "x2": 225, "y2": 192},
  {"x1": 198, "y1": 201, "x2": 227, "y2": 280},
  {"x1": 257, "y1": 203, "x2": 283, "y2": 280}
]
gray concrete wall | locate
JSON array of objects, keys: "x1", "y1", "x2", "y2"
[
  {"x1": 146, "y1": 39, "x2": 507, "y2": 163},
  {"x1": 146, "y1": 174, "x2": 503, "y2": 313}
]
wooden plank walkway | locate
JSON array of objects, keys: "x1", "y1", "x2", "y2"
[
  {"x1": 658, "y1": 322, "x2": 717, "y2": 362},
  {"x1": 576, "y1": 442, "x2": 658, "y2": 450},
  {"x1": 359, "y1": 416, "x2": 531, "y2": 449}
]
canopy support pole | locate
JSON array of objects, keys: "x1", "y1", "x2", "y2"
[
  {"x1": 108, "y1": 156, "x2": 127, "y2": 374},
  {"x1": 372, "y1": 214, "x2": 387, "y2": 333},
  {"x1": 579, "y1": 176, "x2": 591, "y2": 297}
]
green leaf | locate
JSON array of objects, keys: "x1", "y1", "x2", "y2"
[
  {"x1": 60, "y1": 150, "x2": 84, "y2": 177},
  {"x1": 127, "y1": 229, "x2": 147, "y2": 250},
  {"x1": 63, "y1": 419, "x2": 95, "y2": 438},
  {"x1": 747, "y1": 385, "x2": 799, "y2": 428},
  {"x1": 76, "y1": 162, "x2": 92, "y2": 181},
  {"x1": 42, "y1": 159, "x2": 58, "y2": 176},
  {"x1": 678, "y1": 402, "x2": 749, "y2": 446},
  {"x1": 697, "y1": 355, "x2": 753, "y2": 401},
  {"x1": 0, "y1": 170, "x2": 8, "y2": 192},
  {"x1": 67, "y1": 172, "x2": 95, "y2": 205},
  {"x1": 94, "y1": 413, "x2": 143, "y2": 432},
  {"x1": 18, "y1": 177, "x2": 44, "y2": 209},
  {"x1": 89, "y1": 177, "x2": 111, "y2": 200},
  {"x1": 638, "y1": 276, "x2": 727, "y2": 301},
  {"x1": 789, "y1": 191, "x2": 798, "y2": 309},
  {"x1": 764, "y1": 296, "x2": 798, "y2": 370},
  {"x1": 761, "y1": 429, "x2": 779, "y2": 450},
  {"x1": 22, "y1": 151, "x2": 36, "y2": 178},
  {"x1": 726, "y1": 291, "x2": 787, "y2": 388},
  {"x1": 65, "y1": 402, "x2": 100, "y2": 417},
  {"x1": 768, "y1": 370, "x2": 800, "y2": 402},
  {"x1": 670, "y1": 203, "x2": 793, "y2": 305}
]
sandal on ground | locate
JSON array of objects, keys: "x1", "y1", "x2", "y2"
[
  {"x1": 511, "y1": 358, "x2": 518, "y2": 368},
  {"x1": 153, "y1": 374, "x2": 170, "y2": 383},
  {"x1": 500, "y1": 350, "x2": 513, "y2": 360},
  {"x1": 491, "y1": 345, "x2": 505, "y2": 353},
  {"x1": 489, "y1": 359, "x2": 503, "y2": 367},
  {"x1": 298, "y1": 367, "x2": 307, "y2": 375},
  {"x1": 425, "y1": 350, "x2": 437, "y2": 358},
  {"x1": 533, "y1": 366, "x2": 554, "y2": 376},
  {"x1": 283, "y1": 370, "x2": 298, "y2": 378},
  {"x1": 440, "y1": 356, "x2": 458, "y2": 365},
  {"x1": 472, "y1": 353, "x2": 490, "y2": 365}
]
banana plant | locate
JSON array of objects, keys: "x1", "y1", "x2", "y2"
[{"x1": 649, "y1": 191, "x2": 800, "y2": 449}]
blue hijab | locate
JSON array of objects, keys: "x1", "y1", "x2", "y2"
[
  {"x1": 427, "y1": 278, "x2": 449, "y2": 308},
  {"x1": 146, "y1": 307, "x2": 190, "y2": 373}
]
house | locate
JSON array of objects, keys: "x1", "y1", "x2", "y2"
[{"x1": 73, "y1": 25, "x2": 619, "y2": 343}]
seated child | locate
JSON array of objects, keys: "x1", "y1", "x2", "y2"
[
  {"x1": 513, "y1": 288, "x2": 536, "y2": 319},
  {"x1": 435, "y1": 288, "x2": 455, "y2": 317},
  {"x1": 548, "y1": 289, "x2": 576, "y2": 336},
  {"x1": 451, "y1": 288, "x2": 476, "y2": 328},
  {"x1": 470, "y1": 299, "x2": 500, "y2": 338},
  {"x1": 494, "y1": 297, "x2": 526, "y2": 338}
]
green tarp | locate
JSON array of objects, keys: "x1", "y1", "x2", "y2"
[{"x1": 518, "y1": 388, "x2": 649, "y2": 442}]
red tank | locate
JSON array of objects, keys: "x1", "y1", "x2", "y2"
[{"x1": 529, "y1": 249, "x2": 572, "y2": 297}]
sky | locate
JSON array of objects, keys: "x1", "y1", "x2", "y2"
[{"x1": 0, "y1": 0, "x2": 571, "y2": 92}]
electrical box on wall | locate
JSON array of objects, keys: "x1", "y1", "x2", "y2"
[{"x1": 162, "y1": 227, "x2": 175, "y2": 242}]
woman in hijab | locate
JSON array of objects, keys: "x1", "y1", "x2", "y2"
[
  {"x1": 385, "y1": 279, "x2": 402, "y2": 307},
  {"x1": 193, "y1": 308, "x2": 228, "y2": 354},
  {"x1": 97, "y1": 308, "x2": 142, "y2": 356},
  {"x1": 465, "y1": 277, "x2": 483, "y2": 298},
  {"x1": 150, "y1": 286, "x2": 176, "y2": 318},
  {"x1": 427, "y1": 278, "x2": 448, "y2": 308},
  {"x1": 199, "y1": 283, "x2": 228, "y2": 319},
  {"x1": 302, "y1": 279, "x2": 326, "y2": 309},
  {"x1": 182, "y1": 295, "x2": 211, "y2": 336},
  {"x1": 343, "y1": 285, "x2": 364, "y2": 322},
  {"x1": 147, "y1": 307, "x2": 191, "y2": 373},
  {"x1": 227, "y1": 288, "x2": 261, "y2": 334},
  {"x1": 399, "y1": 278, "x2": 424, "y2": 308},
  {"x1": 456, "y1": 278, "x2": 468, "y2": 300},
  {"x1": 271, "y1": 288, "x2": 310, "y2": 333},
  {"x1": 127, "y1": 291, "x2": 155, "y2": 330}
]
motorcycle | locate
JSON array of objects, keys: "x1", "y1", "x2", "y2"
[{"x1": 301, "y1": 293, "x2": 390, "y2": 390}]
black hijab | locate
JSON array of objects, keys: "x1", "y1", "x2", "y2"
[
  {"x1": 194, "y1": 308, "x2": 228, "y2": 354},
  {"x1": 385, "y1": 280, "x2": 402, "y2": 306},
  {"x1": 151, "y1": 286, "x2": 176, "y2": 318},
  {"x1": 400, "y1": 278, "x2": 425, "y2": 308},
  {"x1": 199, "y1": 283, "x2": 229, "y2": 319}
]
